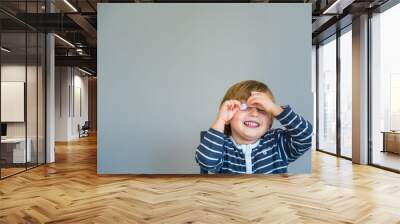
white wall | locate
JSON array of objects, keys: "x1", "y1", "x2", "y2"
[
  {"x1": 1, "y1": 64, "x2": 46, "y2": 164},
  {"x1": 1, "y1": 66, "x2": 26, "y2": 131},
  {"x1": 1, "y1": 65, "x2": 40, "y2": 138},
  {"x1": 71, "y1": 72, "x2": 89, "y2": 138},
  {"x1": 55, "y1": 67, "x2": 89, "y2": 141}
]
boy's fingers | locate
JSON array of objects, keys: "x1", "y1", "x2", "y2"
[
  {"x1": 232, "y1": 99, "x2": 241, "y2": 104},
  {"x1": 247, "y1": 98, "x2": 257, "y2": 105},
  {"x1": 226, "y1": 100, "x2": 240, "y2": 108},
  {"x1": 233, "y1": 101, "x2": 241, "y2": 107},
  {"x1": 248, "y1": 95, "x2": 259, "y2": 102},
  {"x1": 227, "y1": 101, "x2": 233, "y2": 108},
  {"x1": 223, "y1": 100, "x2": 242, "y2": 112},
  {"x1": 223, "y1": 100, "x2": 233, "y2": 107},
  {"x1": 252, "y1": 91, "x2": 265, "y2": 95},
  {"x1": 251, "y1": 91, "x2": 263, "y2": 96}
]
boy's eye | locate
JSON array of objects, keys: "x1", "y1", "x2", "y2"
[{"x1": 256, "y1": 108, "x2": 267, "y2": 114}]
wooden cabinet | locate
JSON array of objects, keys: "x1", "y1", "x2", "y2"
[{"x1": 382, "y1": 131, "x2": 400, "y2": 154}]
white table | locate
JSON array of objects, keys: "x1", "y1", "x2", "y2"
[{"x1": 1, "y1": 138, "x2": 31, "y2": 163}]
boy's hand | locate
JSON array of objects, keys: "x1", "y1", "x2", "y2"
[
  {"x1": 247, "y1": 91, "x2": 283, "y2": 117},
  {"x1": 211, "y1": 100, "x2": 241, "y2": 132}
]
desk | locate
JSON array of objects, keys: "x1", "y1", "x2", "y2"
[
  {"x1": 381, "y1": 131, "x2": 400, "y2": 154},
  {"x1": 1, "y1": 138, "x2": 31, "y2": 163}
]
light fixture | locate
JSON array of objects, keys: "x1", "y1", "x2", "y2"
[
  {"x1": 76, "y1": 48, "x2": 85, "y2": 55},
  {"x1": 78, "y1": 67, "x2": 93, "y2": 76},
  {"x1": 1, "y1": 47, "x2": 11, "y2": 53},
  {"x1": 54, "y1": 34, "x2": 75, "y2": 48},
  {"x1": 63, "y1": 0, "x2": 78, "y2": 12},
  {"x1": 322, "y1": 0, "x2": 343, "y2": 14}
]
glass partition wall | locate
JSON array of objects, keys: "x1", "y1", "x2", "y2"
[
  {"x1": 339, "y1": 27, "x2": 352, "y2": 159},
  {"x1": 317, "y1": 35, "x2": 337, "y2": 155},
  {"x1": 316, "y1": 26, "x2": 353, "y2": 159},
  {"x1": 316, "y1": 0, "x2": 400, "y2": 172},
  {"x1": 370, "y1": 3, "x2": 400, "y2": 172},
  {"x1": 0, "y1": 1, "x2": 46, "y2": 179}
]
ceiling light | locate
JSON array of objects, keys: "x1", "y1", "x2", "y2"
[
  {"x1": 323, "y1": 0, "x2": 343, "y2": 14},
  {"x1": 63, "y1": 0, "x2": 78, "y2": 12},
  {"x1": 54, "y1": 34, "x2": 75, "y2": 48},
  {"x1": 1, "y1": 47, "x2": 11, "y2": 53},
  {"x1": 78, "y1": 67, "x2": 93, "y2": 76}
]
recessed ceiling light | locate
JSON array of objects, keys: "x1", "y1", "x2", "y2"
[{"x1": 1, "y1": 47, "x2": 11, "y2": 53}]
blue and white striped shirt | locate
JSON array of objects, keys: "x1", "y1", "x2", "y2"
[{"x1": 195, "y1": 105, "x2": 313, "y2": 174}]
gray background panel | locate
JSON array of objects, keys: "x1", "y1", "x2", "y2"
[{"x1": 98, "y1": 3, "x2": 312, "y2": 174}]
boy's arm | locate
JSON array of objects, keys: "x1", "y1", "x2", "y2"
[
  {"x1": 195, "y1": 127, "x2": 225, "y2": 172},
  {"x1": 274, "y1": 105, "x2": 313, "y2": 163},
  {"x1": 195, "y1": 100, "x2": 240, "y2": 173}
]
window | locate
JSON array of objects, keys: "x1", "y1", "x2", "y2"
[
  {"x1": 371, "y1": 3, "x2": 400, "y2": 171},
  {"x1": 318, "y1": 35, "x2": 337, "y2": 155},
  {"x1": 339, "y1": 28, "x2": 352, "y2": 158}
]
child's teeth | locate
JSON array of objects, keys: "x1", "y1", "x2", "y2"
[{"x1": 244, "y1": 121, "x2": 259, "y2": 127}]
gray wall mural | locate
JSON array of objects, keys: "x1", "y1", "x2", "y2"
[{"x1": 98, "y1": 3, "x2": 312, "y2": 174}]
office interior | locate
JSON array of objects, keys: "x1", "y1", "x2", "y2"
[
  {"x1": 0, "y1": 0, "x2": 97, "y2": 179},
  {"x1": 0, "y1": 0, "x2": 400, "y2": 222}
]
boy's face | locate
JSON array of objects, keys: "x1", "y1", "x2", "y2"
[{"x1": 230, "y1": 101, "x2": 272, "y2": 144}]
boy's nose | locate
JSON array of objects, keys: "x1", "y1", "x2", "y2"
[{"x1": 248, "y1": 107, "x2": 258, "y2": 116}]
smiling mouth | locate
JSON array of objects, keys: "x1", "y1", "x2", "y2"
[{"x1": 243, "y1": 121, "x2": 260, "y2": 128}]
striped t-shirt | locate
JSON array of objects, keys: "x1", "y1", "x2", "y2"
[{"x1": 195, "y1": 105, "x2": 313, "y2": 174}]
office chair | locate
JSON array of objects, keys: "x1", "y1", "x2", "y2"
[{"x1": 79, "y1": 121, "x2": 90, "y2": 138}]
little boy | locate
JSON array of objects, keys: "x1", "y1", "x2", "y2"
[{"x1": 195, "y1": 80, "x2": 313, "y2": 174}]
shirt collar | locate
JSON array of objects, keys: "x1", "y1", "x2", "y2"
[{"x1": 229, "y1": 136, "x2": 260, "y2": 151}]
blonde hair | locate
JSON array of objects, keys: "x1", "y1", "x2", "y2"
[{"x1": 221, "y1": 80, "x2": 276, "y2": 136}]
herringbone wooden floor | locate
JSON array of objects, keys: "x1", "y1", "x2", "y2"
[{"x1": 1, "y1": 134, "x2": 400, "y2": 224}]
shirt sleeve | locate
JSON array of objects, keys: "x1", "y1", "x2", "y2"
[
  {"x1": 195, "y1": 128, "x2": 225, "y2": 172},
  {"x1": 274, "y1": 105, "x2": 313, "y2": 163}
]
